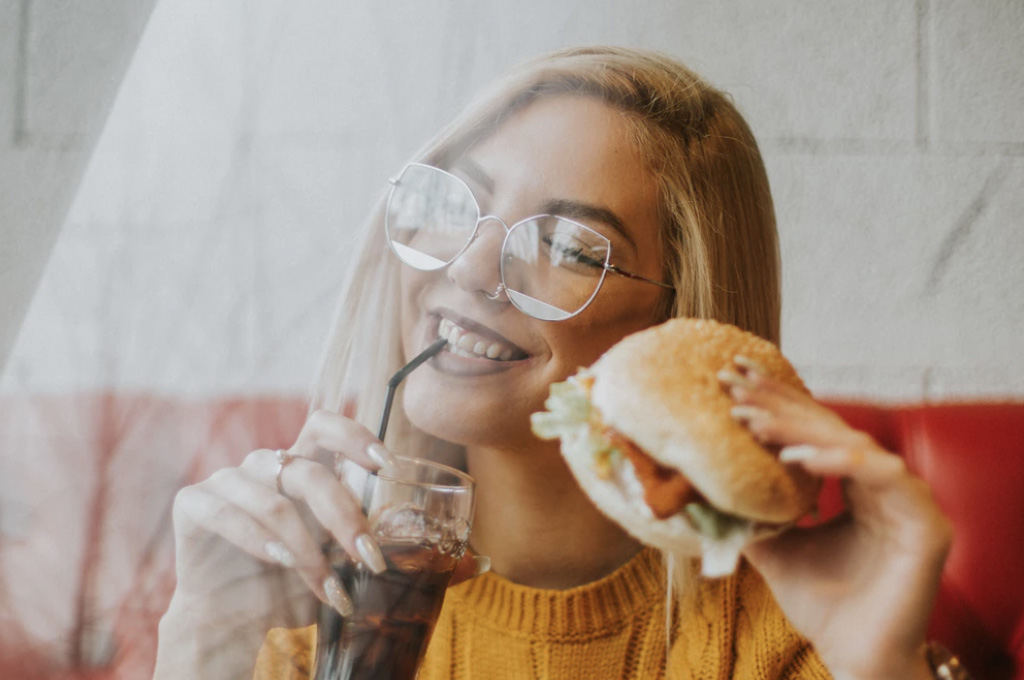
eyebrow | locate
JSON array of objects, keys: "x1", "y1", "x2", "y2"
[
  {"x1": 541, "y1": 199, "x2": 637, "y2": 252},
  {"x1": 451, "y1": 158, "x2": 637, "y2": 252}
]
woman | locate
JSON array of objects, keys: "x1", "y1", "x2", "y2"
[{"x1": 155, "y1": 47, "x2": 953, "y2": 679}]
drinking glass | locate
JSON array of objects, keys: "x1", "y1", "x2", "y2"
[{"x1": 312, "y1": 456, "x2": 475, "y2": 680}]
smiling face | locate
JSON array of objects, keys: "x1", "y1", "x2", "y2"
[{"x1": 399, "y1": 95, "x2": 669, "y2": 450}]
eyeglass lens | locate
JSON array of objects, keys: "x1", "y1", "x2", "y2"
[{"x1": 386, "y1": 164, "x2": 611, "y2": 321}]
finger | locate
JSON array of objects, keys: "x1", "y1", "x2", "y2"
[
  {"x1": 718, "y1": 361, "x2": 808, "y2": 425},
  {"x1": 723, "y1": 373, "x2": 870, "y2": 451},
  {"x1": 291, "y1": 410, "x2": 396, "y2": 470},
  {"x1": 721, "y1": 369, "x2": 812, "y2": 418},
  {"x1": 779, "y1": 444, "x2": 907, "y2": 489},
  {"x1": 726, "y1": 403, "x2": 810, "y2": 447},
  {"x1": 205, "y1": 467, "x2": 336, "y2": 578},
  {"x1": 721, "y1": 356, "x2": 808, "y2": 402},
  {"x1": 721, "y1": 357, "x2": 836, "y2": 431},
  {"x1": 174, "y1": 484, "x2": 351, "y2": 613},
  {"x1": 784, "y1": 444, "x2": 950, "y2": 533},
  {"x1": 239, "y1": 451, "x2": 385, "y2": 575}
]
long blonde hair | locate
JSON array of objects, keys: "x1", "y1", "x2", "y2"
[{"x1": 312, "y1": 47, "x2": 779, "y2": 452}]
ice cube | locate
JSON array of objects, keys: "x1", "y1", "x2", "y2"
[{"x1": 374, "y1": 503, "x2": 443, "y2": 542}]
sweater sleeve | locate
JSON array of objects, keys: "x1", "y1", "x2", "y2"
[{"x1": 252, "y1": 625, "x2": 315, "y2": 680}]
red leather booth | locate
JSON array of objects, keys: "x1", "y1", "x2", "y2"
[
  {"x1": 0, "y1": 395, "x2": 1021, "y2": 678},
  {"x1": 825, "y1": 402, "x2": 1024, "y2": 680}
]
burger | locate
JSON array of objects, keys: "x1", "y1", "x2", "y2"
[{"x1": 530, "y1": 318, "x2": 821, "y2": 577}]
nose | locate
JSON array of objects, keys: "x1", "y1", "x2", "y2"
[{"x1": 446, "y1": 216, "x2": 509, "y2": 299}]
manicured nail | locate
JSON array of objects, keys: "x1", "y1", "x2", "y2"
[
  {"x1": 733, "y1": 355, "x2": 767, "y2": 375},
  {"x1": 717, "y1": 370, "x2": 752, "y2": 389},
  {"x1": 730, "y1": 405, "x2": 769, "y2": 422},
  {"x1": 264, "y1": 541, "x2": 296, "y2": 568},
  {"x1": 779, "y1": 445, "x2": 820, "y2": 462},
  {"x1": 472, "y1": 555, "x2": 492, "y2": 577},
  {"x1": 355, "y1": 533, "x2": 388, "y2": 575},
  {"x1": 323, "y1": 576, "x2": 354, "y2": 617},
  {"x1": 365, "y1": 443, "x2": 395, "y2": 471}
]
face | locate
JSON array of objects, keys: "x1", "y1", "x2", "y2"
[{"x1": 399, "y1": 95, "x2": 668, "y2": 450}]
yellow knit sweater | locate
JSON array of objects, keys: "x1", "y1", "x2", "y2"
[{"x1": 254, "y1": 549, "x2": 831, "y2": 679}]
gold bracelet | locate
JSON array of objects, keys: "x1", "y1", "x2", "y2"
[{"x1": 924, "y1": 641, "x2": 972, "y2": 680}]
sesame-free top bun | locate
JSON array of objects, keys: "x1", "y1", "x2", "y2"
[{"x1": 590, "y1": 318, "x2": 819, "y2": 524}]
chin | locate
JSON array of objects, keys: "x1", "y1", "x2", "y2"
[{"x1": 401, "y1": 369, "x2": 541, "y2": 450}]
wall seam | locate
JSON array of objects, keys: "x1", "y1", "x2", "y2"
[
  {"x1": 915, "y1": 0, "x2": 930, "y2": 151},
  {"x1": 13, "y1": 0, "x2": 30, "y2": 145}
]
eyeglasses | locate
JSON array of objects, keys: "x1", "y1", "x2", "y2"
[{"x1": 384, "y1": 163, "x2": 673, "y2": 321}]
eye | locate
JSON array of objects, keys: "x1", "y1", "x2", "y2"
[{"x1": 542, "y1": 232, "x2": 608, "y2": 271}]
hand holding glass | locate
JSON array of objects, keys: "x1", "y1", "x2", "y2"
[{"x1": 313, "y1": 457, "x2": 475, "y2": 680}]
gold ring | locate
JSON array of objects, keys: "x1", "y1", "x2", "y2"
[{"x1": 275, "y1": 449, "x2": 295, "y2": 495}]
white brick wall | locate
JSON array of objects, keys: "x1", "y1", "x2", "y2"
[
  {"x1": 933, "y1": 0, "x2": 1024, "y2": 145},
  {"x1": 2, "y1": 0, "x2": 1022, "y2": 400}
]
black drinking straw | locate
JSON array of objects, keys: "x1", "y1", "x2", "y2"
[{"x1": 376, "y1": 337, "x2": 447, "y2": 442}]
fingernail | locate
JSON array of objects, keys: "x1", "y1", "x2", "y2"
[
  {"x1": 472, "y1": 555, "x2": 491, "y2": 577},
  {"x1": 730, "y1": 405, "x2": 769, "y2": 422},
  {"x1": 717, "y1": 370, "x2": 752, "y2": 389},
  {"x1": 355, "y1": 533, "x2": 388, "y2": 575},
  {"x1": 323, "y1": 576, "x2": 354, "y2": 617},
  {"x1": 365, "y1": 443, "x2": 395, "y2": 471},
  {"x1": 265, "y1": 541, "x2": 296, "y2": 568},
  {"x1": 734, "y1": 354, "x2": 767, "y2": 375},
  {"x1": 779, "y1": 445, "x2": 820, "y2": 462}
]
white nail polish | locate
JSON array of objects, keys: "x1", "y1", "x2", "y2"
[
  {"x1": 472, "y1": 555, "x2": 491, "y2": 577},
  {"x1": 264, "y1": 541, "x2": 295, "y2": 568},
  {"x1": 323, "y1": 576, "x2": 354, "y2": 617},
  {"x1": 733, "y1": 354, "x2": 767, "y2": 374},
  {"x1": 730, "y1": 405, "x2": 768, "y2": 422},
  {"x1": 779, "y1": 445, "x2": 820, "y2": 462},
  {"x1": 355, "y1": 534, "x2": 388, "y2": 575},
  {"x1": 717, "y1": 370, "x2": 751, "y2": 388},
  {"x1": 365, "y1": 443, "x2": 395, "y2": 471}
]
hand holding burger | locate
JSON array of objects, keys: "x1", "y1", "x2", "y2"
[{"x1": 534, "y1": 317, "x2": 957, "y2": 678}]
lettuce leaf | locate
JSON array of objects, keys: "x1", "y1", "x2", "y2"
[
  {"x1": 530, "y1": 373, "x2": 594, "y2": 439},
  {"x1": 683, "y1": 502, "x2": 750, "y2": 541}
]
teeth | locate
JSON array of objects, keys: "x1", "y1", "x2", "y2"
[{"x1": 437, "y1": 317, "x2": 519, "y2": 361}]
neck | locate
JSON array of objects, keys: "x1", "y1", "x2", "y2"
[{"x1": 465, "y1": 441, "x2": 642, "y2": 590}]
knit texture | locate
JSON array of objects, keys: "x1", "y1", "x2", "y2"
[{"x1": 254, "y1": 549, "x2": 831, "y2": 679}]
